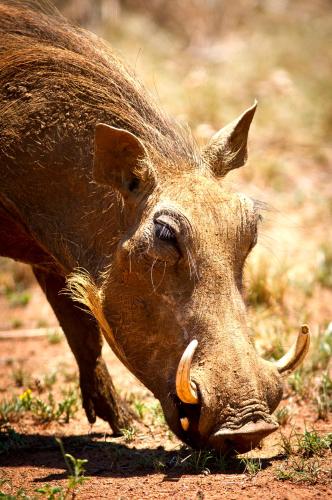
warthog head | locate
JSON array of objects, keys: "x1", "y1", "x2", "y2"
[{"x1": 74, "y1": 103, "x2": 310, "y2": 453}]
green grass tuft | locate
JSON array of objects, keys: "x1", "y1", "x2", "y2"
[{"x1": 0, "y1": 387, "x2": 79, "y2": 425}]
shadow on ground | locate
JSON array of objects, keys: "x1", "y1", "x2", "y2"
[{"x1": 0, "y1": 430, "x2": 281, "y2": 481}]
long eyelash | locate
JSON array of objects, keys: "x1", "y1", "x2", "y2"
[{"x1": 155, "y1": 222, "x2": 176, "y2": 242}]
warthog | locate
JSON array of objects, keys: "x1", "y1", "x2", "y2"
[{"x1": 0, "y1": 0, "x2": 310, "y2": 452}]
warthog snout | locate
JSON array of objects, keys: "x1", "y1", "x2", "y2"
[
  {"x1": 209, "y1": 421, "x2": 279, "y2": 453},
  {"x1": 172, "y1": 327, "x2": 310, "y2": 452}
]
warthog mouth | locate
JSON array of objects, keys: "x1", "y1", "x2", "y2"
[
  {"x1": 209, "y1": 420, "x2": 279, "y2": 453},
  {"x1": 172, "y1": 396, "x2": 278, "y2": 452},
  {"x1": 208, "y1": 401, "x2": 279, "y2": 452},
  {"x1": 170, "y1": 398, "x2": 278, "y2": 453}
]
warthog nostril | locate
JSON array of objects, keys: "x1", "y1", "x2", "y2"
[{"x1": 209, "y1": 420, "x2": 278, "y2": 452}]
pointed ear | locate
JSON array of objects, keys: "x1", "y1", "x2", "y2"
[
  {"x1": 93, "y1": 123, "x2": 155, "y2": 200},
  {"x1": 202, "y1": 101, "x2": 257, "y2": 177}
]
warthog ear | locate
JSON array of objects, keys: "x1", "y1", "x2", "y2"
[
  {"x1": 203, "y1": 101, "x2": 257, "y2": 177},
  {"x1": 93, "y1": 123, "x2": 155, "y2": 199}
]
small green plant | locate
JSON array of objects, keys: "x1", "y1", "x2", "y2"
[
  {"x1": 296, "y1": 430, "x2": 332, "y2": 458},
  {"x1": 33, "y1": 439, "x2": 90, "y2": 499},
  {"x1": 275, "y1": 406, "x2": 290, "y2": 426},
  {"x1": 0, "y1": 488, "x2": 31, "y2": 499},
  {"x1": 11, "y1": 318, "x2": 23, "y2": 329},
  {"x1": 56, "y1": 438, "x2": 88, "y2": 493},
  {"x1": 153, "y1": 458, "x2": 166, "y2": 472},
  {"x1": 309, "y1": 323, "x2": 332, "y2": 372},
  {"x1": 47, "y1": 330, "x2": 63, "y2": 345},
  {"x1": 133, "y1": 399, "x2": 146, "y2": 420},
  {"x1": 56, "y1": 389, "x2": 79, "y2": 424},
  {"x1": 240, "y1": 456, "x2": 262, "y2": 476},
  {"x1": 11, "y1": 367, "x2": 29, "y2": 388},
  {"x1": 275, "y1": 465, "x2": 293, "y2": 481},
  {"x1": 65, "y1": 454, "x2": 88, "y2": 490},
  {"x1": 5, "y1": 286, "x2": 31, "y2": 308},
  {"x1": 0, "y1": 387, "x2": 79, "y2": 425},
  {"x1": 315, "y1": 371, "x2": 332, "y2": 420},
  {"x1": 0, "y1": 396, "x2": 24, "y2": 423},
  {"x1": 214, "y1": 453, "x2": 229, "y2": 473},
  {"x1": 149, "y1": 401, "x2": 166, "y2": 426},
  {"x1": 316, "y1": 244, "x2": 332, "y2": 289},
  {"x1": 279, "y1": 429, "x2": 332, "y2": 458},
  {"x1": 31, "y1": 389, "x2": 79, "y2": 423},
  {"x1": 31, "y1": 393, "x2": 58, "y2": 422},
  {"x1": 19, "y1": 389, "x2": 33, "y2": 411},
  {"x1": 165, "y1": 429, "x2": 175, "y2": 442},
  {"x1": 0, "y1": 439, "x2": 88, "y2": 498},
  {"x1": 181, "y1": 450, "x2": 214, "y2": 473},
  {"x1": 170, "y1": 448, "x2": 235, "y2": 474},
  {"x1": 43, "y1": 373, "x2": 57, "y2": 391},
  {"x1": 0, "y1": 477, "x2": 31, "y2": 499},
  {"x1": 276, "y1": 430, "x2": 331, "y2": 484},
  {"x1": 121, "y1": 426, "x2": 137, "y2": 443},
  {"x1": 288, "y1": 370, "x2": 309, "y2": 399},
  {"x1": 264, "y1": 339, "x2": 285, "y2": 363},
  {"x1": 279, "y1": 430, "x2": 296, "y2": 457},
  {"x1": 36, "y1": 319, "x2": 49, "y2": 328},
  {"x1": 276, "y1": 457, "x2": 322, "y2": 484},
  {"x1": 35, "y1": 483, "x2": 63, "y2": 499}
]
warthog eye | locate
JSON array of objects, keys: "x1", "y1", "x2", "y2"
[
  {"x1": 155, "y1": 221, "x2": 176, "y2": 243},
  {"x1": 152, "y1": 214, "x2": 182, "y2": 261}
]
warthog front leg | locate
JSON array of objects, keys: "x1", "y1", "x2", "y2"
[{"x1": 33, "y1": 266, "x2": 133, "y2": 435}]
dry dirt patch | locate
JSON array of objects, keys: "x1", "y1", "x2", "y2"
[{"x1": 0, "y1": 333, "x2": 331, "y2": 499}]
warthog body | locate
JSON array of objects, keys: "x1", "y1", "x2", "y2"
[{"x1": 0, "y1": 1, "x2": 309, "y2": 451}]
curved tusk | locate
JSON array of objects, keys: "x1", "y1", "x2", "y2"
[
  {"x1": 274, "y1": 325, "x2": 311, "y2": 374},
  {"x1": 176, "y1": 339, "x2": 199, "y2": 404}
]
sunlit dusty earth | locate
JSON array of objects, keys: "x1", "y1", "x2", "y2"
[
  {"x1": 0, "y1": 332, "x2": 331, "y2": 499},
  {"x1": 0, "y1": 1, "x2": 332, "y2": 498}
]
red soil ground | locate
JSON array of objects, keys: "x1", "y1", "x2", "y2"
[{"x1": 0, "y1": 297, "x2": 331, "y2": 499}]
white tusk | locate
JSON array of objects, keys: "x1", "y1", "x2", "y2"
[
  {"x1": 180, "y1": 417, "x2": 190, "y2": 431},
  {"x1": 274, "y1": 325, "x2": 310, "y2": 374},
  {"x1": 176, "y1": 339, "x2": 199, "y2": 404}
]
